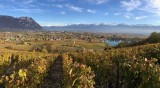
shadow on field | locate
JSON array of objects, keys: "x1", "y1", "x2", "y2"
[{"x1": 42, "y1": 55, "x2": 63, "y2": 88}]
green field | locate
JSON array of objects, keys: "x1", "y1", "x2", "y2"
[{"x1": 0, "y1": 39, "x2": 106, "y2": 52}]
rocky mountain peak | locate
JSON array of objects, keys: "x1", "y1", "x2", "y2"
[
  {"x1": 0, "y1": 15, "x2": 43, "y2": 31},
  {"x1": 19, "y1": 17, "x2": 33, "y2": 22}
]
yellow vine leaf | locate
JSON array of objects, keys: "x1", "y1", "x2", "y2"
[{"x1": 18, "y1": 69, "x2": 27, "y2": 78}]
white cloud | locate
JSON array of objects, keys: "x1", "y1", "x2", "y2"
[
  {"x1": 96, "y1": 0, "x2": 109, "y2": 4},
  {"x1": 141, "y1": 0, "x2": 160, "y2": 16},
  {"x1": 65, "y1": 4, "x2": 83, "y2": 12},
  {"x1": 13, "y1": 8, "x2": 44, "y2": 13},
  {"x1": 124, "y1": 13, "x2": 132, "y2": 19},
  {"x1": 86, "y1": 0, "x2": 109, "y2": 4},
  {"x1": 121, "y1": 0, "x2": 141, "y2": 11},
  {"x1": 157, "y1": 21, "x2": 160, "y2": 23},
  {"x1": 121, "y1": 0, "x2": 160, "y2": 16},
  {"x1": 135, "y1": 16, "x2": 147, "y2": 20},
  {"x1": 22, "y1": 0, "x2": 35, "y2": 4},
  {"x1": 9, "y1": 0, "x2": 34, "y2": 3},
  {"x1": 60, "y1": 11, "x2": 66, "y2": 15},
  {"x1": 105, "y1": 12, "x2": 109, "y2": 15},
  {"x1": 39, "y1": 3, "x2": 50, "y2": 7},
  {"x1": 53, "y1": 4, "x2": 63, "y2": 8},
  {"x1": 146, "y1": 0, "x2": 160, "y2": 8},
  {"x1": 87, "y1": 9, "x2": 96, "y2": 13}
]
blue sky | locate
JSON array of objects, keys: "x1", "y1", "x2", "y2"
[{"x1": 0, "y1": 0, "x2": 160, "y2": 26}]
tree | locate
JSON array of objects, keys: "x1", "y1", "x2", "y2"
[{"x1": 148, "y1": 32, "x2": 160, "y2": 43}]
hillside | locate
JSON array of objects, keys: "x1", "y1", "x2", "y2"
[
  {"x1": 0, "y1": 15, "x2": 43, "y2": 31},
  {"x1": 0, "y1": 33, "x2": 160, "y2": 88}
]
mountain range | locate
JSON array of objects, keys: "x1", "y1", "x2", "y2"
[
  {"x1": 44, "y1": 23, "x2": 160, "y2": 34},
  {"x1": 0, "y1": 15, "x2": 43, "y2": 31},
  {"x1": 0, "y1": 15, "x2": 160, "y2": 34}
]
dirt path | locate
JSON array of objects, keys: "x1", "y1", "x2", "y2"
[{"x1": 42, "y1": 55, "x2": 63, "y2": 88}]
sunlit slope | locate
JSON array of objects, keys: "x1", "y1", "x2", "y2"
[
  {"x1": 0, "y1": 42, "x2": 160, "y2": 87},
  {"x1": 69, "y1": 43, "x2": 160, "y2": 87}
]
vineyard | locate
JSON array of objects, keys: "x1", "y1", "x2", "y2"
[{"x1": 0, "y1": 43, "x2": 160, "y2": 88}]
